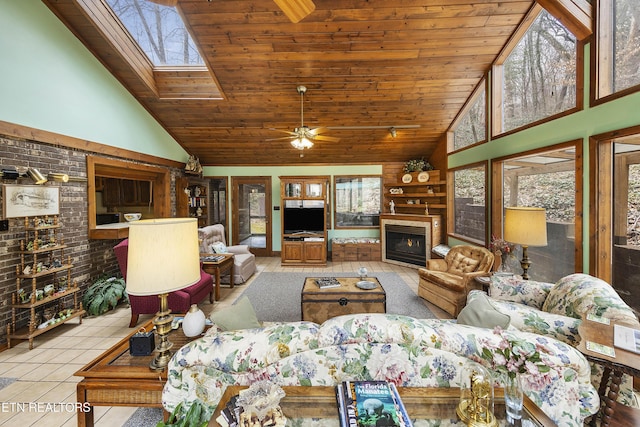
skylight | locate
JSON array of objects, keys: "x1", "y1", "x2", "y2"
[{"x1": 106, "y1": 0, "x2": 203, "y2": 66}]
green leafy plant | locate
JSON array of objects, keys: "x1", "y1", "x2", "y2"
[
  {"x1": 157, "y1": 401, "x2": 211, "y2": 427},
  {"x1": 82, "y1": 276, "x2": 127, "y2": 316},
  {"x1": 403, "y1": 158, "x2": 434, "y2": 172}
]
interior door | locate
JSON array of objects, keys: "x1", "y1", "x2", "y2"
[{"x1": 231, "y1": 176, "x2": 272, "y2": 257}]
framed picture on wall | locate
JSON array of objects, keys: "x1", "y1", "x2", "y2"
[{"x1": 2, "y1": 184, "x2": 60, "y2": 218}]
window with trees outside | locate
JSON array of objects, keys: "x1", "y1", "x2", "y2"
[
  {"x1": 492, "y1": 143, "x2": 582, "y2": 282},
  {"x1": 451, "y1": 80, "x2": 486, "y2": 152},
  {"x1": 448, "y1": 164, "x2": 487, "y2": 244},
  {"x1": 493, "y1": 7, "x2": 578, "y2": 135},
  {"x1": 106, "y1": 0, "x2": 203, "y2": 66},
  {"x1": 592, "y1": 129, "x2": 640, "y2": 313},
  {"x1": 334, "y1": 176, "x2": 382, "y2": 228},
  {"x1": 595, "y1": 0, "x2": 640, "y2": 99}
]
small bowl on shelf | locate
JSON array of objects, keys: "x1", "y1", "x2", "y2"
[{"x1": 124, "y1": 213, "x2": 142, "y2": 222}]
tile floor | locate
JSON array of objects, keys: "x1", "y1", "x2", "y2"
[{"x1": 0, "y1": 257, "x2": 446, "y2": 426}]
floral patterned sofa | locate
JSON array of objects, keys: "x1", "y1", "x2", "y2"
[
  {"x1": 474, "y1": 272, "x2": 640, "y2": 407},
  {"x1": 162, "y1": 313, "x2": 598, "y2": 426}
]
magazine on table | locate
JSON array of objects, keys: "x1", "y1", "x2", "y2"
[
  {"x1": 336, "y1": 380, "x2": 412, "y2": 427},
  {"x1": 315, "y1": 277, "x2": 341, "y2": 289}
]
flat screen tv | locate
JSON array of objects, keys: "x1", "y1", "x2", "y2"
[{"x1": 283, "y1": 207, "x2": 324, "y2": 234}]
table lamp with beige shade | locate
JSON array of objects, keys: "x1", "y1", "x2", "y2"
[
  {"x1": 504, "y1": 207, "x2": 548, "y2": 280},
  {"x1": 126, "y1": 218, "x2": 201, "y2": 371}
]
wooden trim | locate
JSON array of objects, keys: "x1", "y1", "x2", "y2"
[
  {"x1": 536, "y1": 0, "x2": 593, "y2": 41},
  {"x1": 0, "y1": 120, "x2": 183, "y2": 169}
]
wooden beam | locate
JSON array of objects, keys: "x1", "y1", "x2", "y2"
[{"x1": 537, "y1": 0, "x2": 592, "y2": 40}]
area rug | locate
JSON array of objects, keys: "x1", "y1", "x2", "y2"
[{"x1": 235, "y1": 272, "x2": 435, "y2": 322}]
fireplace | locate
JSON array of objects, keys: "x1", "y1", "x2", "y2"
[{"x1": 381, "y1": 216, "x2": 439, "y2": 268}]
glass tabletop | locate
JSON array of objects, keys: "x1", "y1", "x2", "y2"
[{"x1": 210, "y1": 386, "x2": 555, "y2": 427}]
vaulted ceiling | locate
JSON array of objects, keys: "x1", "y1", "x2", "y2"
[{"x1": 43, "y1": 0, "x2": 541, "y2": 166}]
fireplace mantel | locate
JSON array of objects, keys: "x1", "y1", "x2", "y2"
[{"x1": 380, "y1": 214, "x2": 442, "y2": 269}]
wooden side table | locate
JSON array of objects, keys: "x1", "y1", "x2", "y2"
[
  {"x1": 577, "y1": 318, "x2": 640, "y2": 427},
  {"x1": 75, "y1": 316, "x2": 208, "y2": 427},
  {"x1": 201, "y1": 253, "x2": 234, "y2": 301}
]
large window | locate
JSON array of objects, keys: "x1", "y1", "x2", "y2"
[
  {"x1": 492, "y1": 143, "x2": 582, "y2": 282},
  {"x1": 106, "y1": 0, "x2": 203, "y2": 66},
  {"x1": 595, "y1": 0, "x2": 640, "y2": 99},
  {"x1": 334, "y1": 176, "x2": 382, "y2": 228},
  {"x1": 493, "y1": 7, "x2": 578, "y2": 135},
  {"x1": 448, "y1": 164, "x2": 487, "y2": 244},
  {"x1": 450, "y1": 80, "x2": 487, "y2": 152},
  {"x1": 593, "y1": 130, "x2": 640, "y2": 312}
]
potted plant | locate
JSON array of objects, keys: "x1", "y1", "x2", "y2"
[
  {"x1": 82, "y1": 276, "x2": 127, "y2": 316},
  {"x1": 157, "y1": 401, "x2": 211, "y2": 427},
  {"x1": 403, "y1": 158, "x2": 434, "y2": 173}
]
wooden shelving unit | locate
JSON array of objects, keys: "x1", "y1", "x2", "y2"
[
  {"x1": 383, "y1": 170, "x2": 446, "y2": 216},
  {"x1": 7, "y1": 216, "x2": 84, "y2": 350}
]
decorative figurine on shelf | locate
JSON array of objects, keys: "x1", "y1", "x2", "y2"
[
  {"x1": 425, "y1": 202, "x2": 429, "y2": 216},
  {"x1": 185, "y1": 154, "x2": 203, "y2": 176},
  {"x1": 390, "y1": 200, "x2": 395, "y2": 214}
]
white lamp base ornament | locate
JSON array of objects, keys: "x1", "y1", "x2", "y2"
[{"x1": 182, "y1": 304, "x2": 206, "y2": 337}]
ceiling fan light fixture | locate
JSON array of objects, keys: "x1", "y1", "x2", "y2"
[{"x1": 291, "y1": 137, "x2": 313, "y2": 150}]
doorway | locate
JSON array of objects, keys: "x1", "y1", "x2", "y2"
[{"x1": 232, "y1": 177, "x2": 272, "y2": 257}]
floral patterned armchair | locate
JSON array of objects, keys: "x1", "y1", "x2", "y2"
[
  {"x1": 162, "y1": 313, "x2": 598, "y2": 426},
  {"x1": 473, "y1": 272, "x2": 640, "y2": 407}
]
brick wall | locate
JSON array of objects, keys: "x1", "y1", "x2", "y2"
[{"x1": 0, "y1": 135, "x2": 181, "y2": 346}]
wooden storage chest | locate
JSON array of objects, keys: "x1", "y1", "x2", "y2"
[{"x1": 301, "y1": 277, "x2": 386, "y2": 324}]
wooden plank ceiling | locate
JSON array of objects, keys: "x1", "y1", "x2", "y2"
[{"x1": 43, "y1": 0, "x2": 535, "y2": 166}]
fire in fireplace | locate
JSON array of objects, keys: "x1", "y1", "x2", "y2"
[{"x1": 384, "y1": 224, "x2": 428, "y2": 266}]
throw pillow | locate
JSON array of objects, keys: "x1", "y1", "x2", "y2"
[
  {"x1": 457, "y1": 293, "x2": 510, "y2": 329},
  {"x1": 209, "y1": 296, "x2": 261, "y2": 331},
  {"x1": 489, "y1": 274, "x2": 553, "y2": 309},
  {"x1": 447, "y1": 251, "x2": 480, "y2": 275},
  {"x1": 211, "y1": 241, "x2": 228, "y2": 254}
]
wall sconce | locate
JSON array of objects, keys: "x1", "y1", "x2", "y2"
[
  {"x1": 27, "y1": 168, "x2": 47, "y2": 184},
  {"x1": 389, "y1": 127, "x2": 397, "y2": 138},
  {"x1": 1, "y1": 168, "x2": 20, "y2": 180},
  {"x1": 48, "y1": 173, "x2": 69, "y2": 183}
]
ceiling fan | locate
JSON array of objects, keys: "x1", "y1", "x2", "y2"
[{"x1": 268, "y1": 85, "x2": 339, "y2": 150}]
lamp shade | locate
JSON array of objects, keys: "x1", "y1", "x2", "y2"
[
  {"x1": 126, "y1": 218, "x2": 200, "y2": 296},
  {"x1": 504, "y1": 207, "x2": 548, "y2": 247}
]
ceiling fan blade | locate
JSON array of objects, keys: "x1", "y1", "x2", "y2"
[
  {"x1": 306, "y1": 126, "x2": 330, "y2": 136},
  {"x1": 265, "y1": 136, "x2": 297, "y2": 141},
  {"x1": 273, "y1": 0, "x2": 315, "y2": 23},
  {"x1": 269, "y1": 128, "x2": 299, "y2": 136},
  {"x1": 312, "y1": 135, "x2": 340, "y2": 142}
]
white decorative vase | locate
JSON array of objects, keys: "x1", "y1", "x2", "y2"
[{"x1": 182, "y1": 304, "x2": 205, "y2": 337}]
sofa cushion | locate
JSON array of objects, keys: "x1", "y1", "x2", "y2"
[
  {"x1": 210, "y1": 296, "x2": 261, "y2": 331},
  {"x1": 420, "y1": 270, "x2": 464, "y2": 291},
  {"x1": 542, "y1": 273, "x2": 637, "y2": 321},
  {"x1": 489, "y1": 274, "x2": 553, "y2": 309},
  {"x1": 447, "y1": 251, "x2": 480, "y2": 275},
  {"x1": 457, "y1": 292, "x2": 510, "y2": 329}
]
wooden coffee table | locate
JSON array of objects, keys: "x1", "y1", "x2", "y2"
[
  {"x1": 210, "y1": 385, "x2": 555, "y2": 426},
  {"x1": 577, "y1": 317, "x2": 640, "y2": 427},
  {"x1": 301, "y1": 277, "x2": 386, "y2": 324},
  {"x1": 75, "y1": 317, "x2": 205, "y2": 427},
  {"x1": 201, "y1": 253, "x2": 234, "y2": 301}
]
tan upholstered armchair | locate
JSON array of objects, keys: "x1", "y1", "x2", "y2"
[{"x1": 418, "y1": 245, "x2": 494, "y2": 317}]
